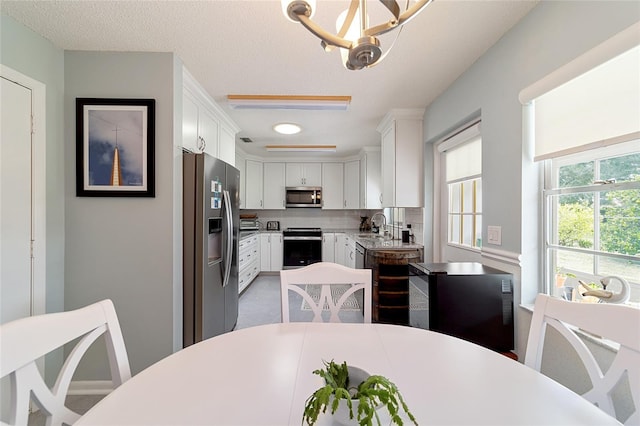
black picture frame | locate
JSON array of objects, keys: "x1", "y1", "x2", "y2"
[{"x1": 76, "y1": 98, "x2": 155, "y2": 197}]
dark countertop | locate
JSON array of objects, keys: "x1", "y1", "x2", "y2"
[{"x1": 409, "y1": 262, "x2": 509, "y2": 276}]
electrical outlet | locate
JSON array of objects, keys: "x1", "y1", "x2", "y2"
[{"x1": 487, "y1": 226, "x2": 502, "y2": 245}]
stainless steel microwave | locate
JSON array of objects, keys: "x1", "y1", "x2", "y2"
[{"x1": 285, "y1": 187, "x2": 322, "y2": 208}]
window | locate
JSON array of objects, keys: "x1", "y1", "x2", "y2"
[
  {"x1": 445, "y1": 136, "x2": 482, "y2": 249},
  {"x1": 544, "y1": 140, "x2": 640, "y2": 304}
]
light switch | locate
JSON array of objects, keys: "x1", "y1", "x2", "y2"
[{"x1": 487, "y1": 225, "x2": 502, "y2": 245}]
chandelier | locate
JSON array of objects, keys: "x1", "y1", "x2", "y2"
[{"x1": 281, "y1": 0, "x2": 433, "y2": 70}]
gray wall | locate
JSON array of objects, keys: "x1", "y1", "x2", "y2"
[
  {"x1": 423, "y1": 0, "x2": 640, "y2": 261},
  {"x1": 421, "y1": 2, "x2": 639, "y2": 415},
  {"x1": 1, "y1": 14, "x2": 66, "y2": 382},
  {"x1": 64, "y1": 51, "x2": 180, "y2": 377}
]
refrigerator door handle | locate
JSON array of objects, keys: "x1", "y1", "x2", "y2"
[{"x1": 221, "y1": 190, "x2": 233, "y2": 287}]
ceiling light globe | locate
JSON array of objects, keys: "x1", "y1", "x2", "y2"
[{"x1": 273, "y1": 123, "x2": 302, "y2": 135}]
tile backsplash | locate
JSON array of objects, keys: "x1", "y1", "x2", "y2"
[{"x1": 242, "y1": 207, "x2": 424, "y2": 245}]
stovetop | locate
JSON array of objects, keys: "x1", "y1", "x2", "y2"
[{"x1": 283, "y1": 227, "x2": 322, "y2": 236}]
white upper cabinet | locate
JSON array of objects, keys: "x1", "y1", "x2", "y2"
[
  {"x1": 182, "y1": 67, "x2": 239, "y2": 164},
  {"x1": 344, "y1": 160, "x2": 360, "y2": 209},
  {"x1": 198, "y1": 107, "x2": 219, "y2": 158},
  {"x1": 263, "y1": 162, "x2": 286, "y2": 210},
  {"x1": 321, "y1": 163, "x2": 344, "y2": 209},
  {"x1": 377, "y1": 109, "x2": 424, "y2": 207},
  {"x1": 182, "y1": 91, "x2": 201, "y2": 153},
  {"x1": 245, "y1": 160, "x2": 263, "y2": 209},
  {"x1": 360, "y1": 148, "x2": 382, "y2": 209},
  {"x1": 218, "y1": 124, "x2": 236, "y2": 166},
  {"x1": 235, "y1": 152, "x2": 246, "y2": 209},
  {"x1": 285, "y1": 163, "x2": 322, "y2": 187}
]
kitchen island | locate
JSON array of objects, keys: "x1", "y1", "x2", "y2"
[{"x1": 341, "y1": 231, "x2": 424, "y2": 325}]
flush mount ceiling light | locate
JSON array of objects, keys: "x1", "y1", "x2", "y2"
[
  {"x1": 227, "y1": 95, "x2": 351, "y2": 111},
  {"x1": 273, "y1": 123, "x2": 302, "y2": 135},
  {"x1": 281, "y1": 0, "x2": 433, "y2": 70},
  {"x1": 266, "y1": 145, "x2": 337, "y2": 152}
]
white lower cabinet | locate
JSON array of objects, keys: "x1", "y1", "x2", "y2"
[
  {"x1": 334, "y1": 233, "x2": 346, "y2": 266},
  {"x1": 238, "y1": 233, "x2": 260, "y2": 293},
  {"x1": 322, "y1": 232, "x2": 336, "y2": 263},
  {"x1": 260, "y1": 232, "x2": 283, "y2": 272},
  {"x1": 345, "y1": 236, "x2": 356, "y2": 268}
]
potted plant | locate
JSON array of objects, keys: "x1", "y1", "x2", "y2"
[
  {"x1": 555, "y1": 268, "x2": 576, "y2": 287},
  {"x1": 302, "y1": 360, "x2": 417, "y2": 426}
]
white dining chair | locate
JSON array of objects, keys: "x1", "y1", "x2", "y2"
[
  {"x1": 0, "y1": 299, "x2": 131, "y2": 426},
  {"x1": 525, "y1": 293, "x2": 640, "y2": 425},
  {"x1": 280, "y1": 262, "x2": 372, "y2": 323}
]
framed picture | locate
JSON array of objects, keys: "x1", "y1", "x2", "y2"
[{"x1": 76, "y1": 98, "x2": 155, "y2": 197}]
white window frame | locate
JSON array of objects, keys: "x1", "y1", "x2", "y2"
[
  {"x1": 543, "y1": 139, "x2": 640, "y2": 303},
  {"x1": 433, "y1": 120, "x2": 482, "y2": 262}
]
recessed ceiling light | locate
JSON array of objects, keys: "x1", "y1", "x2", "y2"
[{"x1": 273, "y1": 123, "x2": 301, "y2": 135}]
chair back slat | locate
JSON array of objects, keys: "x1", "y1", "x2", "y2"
[
  {"x1": 280, "y1": 262, "x2": 372, "y2": 323},
  {"x1": 0, "y1": 299, "x2": 131, "y2": 426},
  {"x1": 525, "y1": 294, "x2": 640, "y2": 425}
]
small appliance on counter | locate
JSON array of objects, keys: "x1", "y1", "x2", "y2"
[
  {"x1": 266, "y1": 221, "x2": 280, "y2": 231},
  {"x1": 239, "y1": 214, "x2": 260, "y2": 231}
]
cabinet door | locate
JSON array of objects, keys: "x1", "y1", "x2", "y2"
[
  {"x1": 344, "y1": 160, "x2": 360, "y2": 209},
  {"x1": 334, "y1": 233, "x2": 346, "y2": 266},
  {"x1": 260, "y1": 234, "x2": 271, "y2": 271},
  {"x1": 182, "y1": 92, "x2": 200, "y2": 153},
  {"x1": 270, "y1": 233, "x2": 283, "y2": 271},
  {"x1": 263, "y1": 163, "x2": 286, "y2": 210},
  {"x1": 321, "y1": 163, "x2": 344, "y2": 209},
  {"x1": 347, "y1": 244, "x2": 356, "y2": 268},
  {"x1": 381, "y1": 122, "x2": 396, "y2": 207},
  {"x1": 199, "y1": 108, "x2": 219, "y2": 158},
  {"x1": 245, "y1": 160, "x2": 263, "y2": 209},
  {"x1": 285, "y1": 163, "x2": 304, "y2": 186},
  {"x1": 322, "y1": 232, "x2": 335, "y2": 262},
  {"x1": 235, "y1": 154, "x2": 246, "y2": 209},
  {"x1": 218, "y1": 124, "x2": 235, "y2": 166},
  {"x1": 303, "y1": 163, "x2": 322, "y2": 186},
  {"x1": 360, "y1": 151, "x2": 382, "y2": 209},
  {"x1": 285, "y1": 163, "x2": 321, "y2": 186}
]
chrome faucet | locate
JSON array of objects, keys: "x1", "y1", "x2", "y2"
[{"x1": 371, "y1": 212, "x2": 387, "y2": 235}]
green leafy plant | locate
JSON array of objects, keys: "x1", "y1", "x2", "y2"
[{"x1": 302, "y1": 360, "x2": 418, "y2": 426}]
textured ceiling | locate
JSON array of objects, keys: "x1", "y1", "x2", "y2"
[{"x1": 2, "y1": 0, "x2": 538, "y2": 159}]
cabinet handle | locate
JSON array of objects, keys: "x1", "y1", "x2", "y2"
[
  {"x1": 379, "y1": 194, "x2": 383, "y2": 203},
  {"x1": 260, "y1": 200, "x2": 263, "y2": 207},
  {"x1": 344, "y1": 200, "x2": 346, "y2": 208}
]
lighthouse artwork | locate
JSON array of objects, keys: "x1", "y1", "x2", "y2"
[{"x1": 76, "y1": 98, "x2": 155, "y2": 197}]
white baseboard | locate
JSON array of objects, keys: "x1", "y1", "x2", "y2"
[{"x1": 68, "y1": 380, "x2": 114, "y2": 395}]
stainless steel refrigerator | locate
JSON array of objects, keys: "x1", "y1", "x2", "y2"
[{"x1": 183, "y1": 152, "x2": 239, "y2": 347}]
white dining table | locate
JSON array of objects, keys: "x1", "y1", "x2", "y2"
[{"x1": 76, "y1": 322, "x2": 620, "y2": 425}]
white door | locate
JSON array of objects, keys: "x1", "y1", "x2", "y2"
[{"x1": 1, "y1": 76, "x2": 33, "y2": 324}]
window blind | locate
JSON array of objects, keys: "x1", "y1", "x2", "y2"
[{"x1": 533, "y1": 44, "x2": 639, "y2": 161}]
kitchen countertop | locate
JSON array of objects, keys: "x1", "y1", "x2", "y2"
[
  {"x1": 324, "y1": 229, "x2": 423, "y2": 251},
  {"x1": 240, "y1": 228, "x2": 423, "y2": 251}
]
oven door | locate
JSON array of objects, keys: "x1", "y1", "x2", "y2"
[{"x1": 283, "y1": 236, "x2": 322, "y2": 269}]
